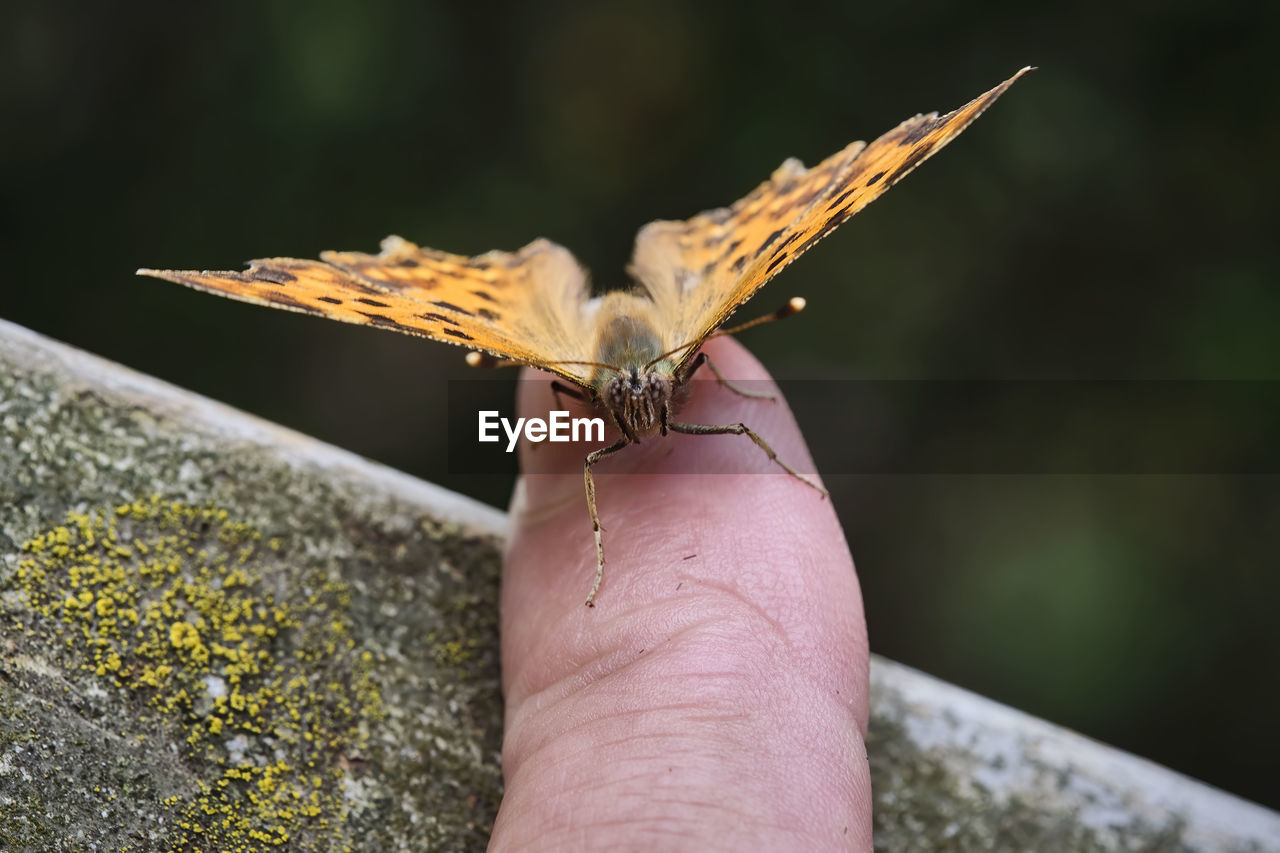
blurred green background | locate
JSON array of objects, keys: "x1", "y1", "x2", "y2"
[{"x1": 4, "y1": 0, "x2": 1277, "y2": 809}]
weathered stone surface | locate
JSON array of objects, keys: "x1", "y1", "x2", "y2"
[
  {"x1": 0, "y1": 319, "x2": 507, "y2": 851},
  {"x1": 868, "y1": 660, "x2": 1280, "y2": 851},
  {"x1": 2, "y1": 317, "x2": 1278, "y2": 851}
]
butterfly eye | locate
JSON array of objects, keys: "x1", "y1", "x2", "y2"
[{"x1": 646, "y1": 373, "x2": 669, "y2": 403}]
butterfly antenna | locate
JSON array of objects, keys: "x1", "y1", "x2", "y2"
[
  {"x1": 466, "y1": 351, "x2": 623, "y2": 374},
  {"x1": 643, "y1": 297, "x2": 806, "y2": 370},
  {"x1": 712, "y1": 296, "x2": 806, "y2": 339},
  {"x1": 544, "y1": 360, "x2": 625, "y2": 372}
]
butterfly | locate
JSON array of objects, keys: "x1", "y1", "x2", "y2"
[{"x1": 140, "y1": 68, "x2": 1030, "y2": 606}]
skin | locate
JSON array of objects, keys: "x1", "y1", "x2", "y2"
[{"x1": 491, "y1": 336, "x2": 872, "y2": 851}]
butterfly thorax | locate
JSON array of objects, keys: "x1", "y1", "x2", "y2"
[{"x1": 590, "y1": 300, "x2": 681, "y2": 438}]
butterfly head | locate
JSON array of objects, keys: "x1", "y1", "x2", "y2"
[
  {"x1": 582, "y1": 309, "x2": 679, "y2": 437},
  {"x1": 599, "y1": 362, "x2": 676, "y2": 437}
]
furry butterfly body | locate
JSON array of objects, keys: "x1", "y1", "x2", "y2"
[{"x1": 140, "y1": 68, "x2": 1030, "y2": 604}]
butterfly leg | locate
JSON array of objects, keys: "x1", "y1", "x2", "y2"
[
  {"x1": 583, "y1": 436, "x2": 631, "y2": 607},
  {"x1": 513, "y1": 381, "x2": 591, "y2": 456},
  {"x1": 669, "y1": 420, "x2": 828, "y2": 498},
  {"x1": 681, "y1": 352, "x2": 776, "y2": 401}
]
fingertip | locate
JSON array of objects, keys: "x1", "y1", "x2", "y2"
[
  {"x1": 495, "y1": 337, "x2": 870, "y2": 850},
  {"x1": 503, "y1": 334, "x2": 848, "y2": 648}
]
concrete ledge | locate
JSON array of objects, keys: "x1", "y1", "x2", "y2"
[
  {"x1": 869, "y1": 659, "x2": 1280, "y2": 851},
  {"x1": 1, "y1": 319, "x2": 505, "y2": 851},
  {"x1": 1, "y1": 318, "x2": 1276, "y2": 851}
]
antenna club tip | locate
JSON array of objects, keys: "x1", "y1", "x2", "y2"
[
  {"x1": 465, "y1": 351, "x2": 485, "y2": 367},
  {"x1": 789, "y1": 297, "x2": 806, "y2": 313}
]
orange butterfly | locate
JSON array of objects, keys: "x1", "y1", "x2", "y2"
[{"x1": 140, "y1": 68, "x2": 1030, "y2": 605}]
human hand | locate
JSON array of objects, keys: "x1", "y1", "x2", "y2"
[{"x1": 491, "y1": 336, "x2": 871, "y2": 851}]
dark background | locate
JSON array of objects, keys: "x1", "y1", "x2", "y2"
[{"x1": 5, "y1": 0, "x2": 1278, "y2": 808}]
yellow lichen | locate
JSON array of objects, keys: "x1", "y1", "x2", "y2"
[{"x1": 8, "y1": 496, "x2": 386, "y2": 852}]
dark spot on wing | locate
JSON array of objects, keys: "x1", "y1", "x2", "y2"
[
  {"x1": 418, "y1": 312, "x2": 459, "y2": 325},
  {"x1": 471, "y1": 289, "x2": 496, "y2": 302},
  {"x1": 762, "y1": 227, "x2": 787, "y2": 249},
  {"x1": 316, "y1": 296, "x2": 343, "y2": 305},
  {"x1": 731, "y1": 256, "x2": 748, "y2": 273},
  {"x1": 866, "y1": 170, "x2": 887, "y2": 187},
  {"x1": 443, "y1": 328, "x2": 474, "y2": 341},
  {"x1": 432, "y1": 300, "x2": 474, "y2": 317},
  {"x1": 476, "y1": 308, "x2": 500, "y2": 321},
  {"x1": 816, "y1": 221, "x2": 839, "y2": 244},
  {"x1": 251, "y1": 267, "x2": 296, "y2": 284},
  {"x1": 765, "y1": 253, "x2": 789, "y2": 274},
  {"x1": 885, "y1": 146, "x2": 930, "y2": 186},
  {"x1": 787, "y1": 219, "x2": 843, "y2": 261},
  {"x1": 262, "y1": 291, "x2": 309, "y2": 310},
  {"x1": 826, "y1": 186, "x2": 858, "y2": 211},
  {"x1": 397, "y1": 258, "x2": 420, "y2": 267},
  {"x1": 358, "y1": 312, "x2": 414, "y2": 332},
  {"x1": 356, "y1": 297, "x2": 389, "y2": 307},
  {"x1": 900, "y1": 116, "x2": 940, "y2": 147}
]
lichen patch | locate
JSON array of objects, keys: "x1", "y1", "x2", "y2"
[{"x1": 5, "y1": 496, "x2": 385, "y2": 852}]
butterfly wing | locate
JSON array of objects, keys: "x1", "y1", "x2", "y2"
[
  {"x1": 630, "y1": 68, "x2": 1031, "y2": 369},
  {"x1": 139, "y1": 235, "x2": 597, "y2": 385}
]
